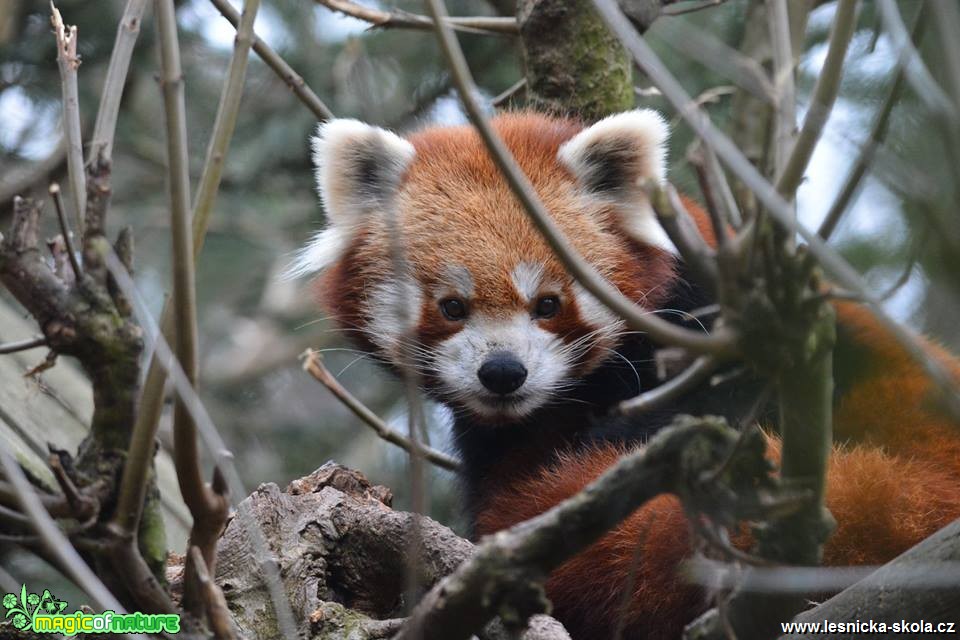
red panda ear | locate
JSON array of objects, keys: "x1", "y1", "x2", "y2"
[
  {"x1": 558, "y1": 110, "x2": 675, "y2": 252},
  {"x1": 286, "y1": 119, "x2": 415, "y2": 278}
]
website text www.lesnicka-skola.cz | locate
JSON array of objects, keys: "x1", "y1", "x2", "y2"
[{"x1": 781, "y1": 620, "x2": 957, "y2": 635}]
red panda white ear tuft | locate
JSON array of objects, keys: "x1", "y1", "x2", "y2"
[
  {"x1": 286, "y1": 119, "x2": 415, "y2": 278},
  {"x1": 558, "y1": 109, "x2": 675, "y2": 253}
]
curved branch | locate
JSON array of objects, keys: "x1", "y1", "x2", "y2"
[
  {"x1": 420, "y1": 0, "x2": 736, "y2": 357},
  {"x1": 395, "y1": 417, "x2": 777, "y2": 640},
  {"x1": 301, "y1": 350, "x2": 460, "y2": 472},
  {"x1": 616, "y1": 355, "x2": 718, "y2": 416}
]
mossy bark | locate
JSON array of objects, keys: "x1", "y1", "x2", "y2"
[{"x1": 517, "y1": 0, "x2": 634, "y2": 120}]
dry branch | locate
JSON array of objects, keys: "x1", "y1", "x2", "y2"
[
  {"x1": 783, "y1": 518, "x2": 960, "y2": 638},
  {"x1": 775, "y1": 0, "x2": 858, "y2": 200},
  {"x1": 315, "y1": 0, "x2": 518, "y2": 35},
  {"x1": 209, "y1": 462, "x2": 571, "y2": 639},
  {"x1": 617, "y1": 355, "x2": 718, "y2": 416},
  {"x1": 587, "y1": 0, "x2": 960, "y2": 420},
  {"x1": 209, "y1": 0, "x2": 334, "y2": 121},
  {"x1": 302, "y1": 350, "x2": 460, "y2": 471},
  {"x1": 0, "y1": 448, "x2": 126, "y2": 614},
  {"x1": 155, "y1": 0, "x2": 232, "y2": 620},
  {"x1": 0, "y1": 335, "x2": 46, "y2": 354},
  {"x1": 395, "y1": 417, "x2": 781, "y2": 640},
  {"x1": 50, "y1": 2, "x2": 86, "y2": 233},
  {"x1": 88, "y1": 0, "x2": 149, "y2": 165},
  {"x1": 818, "y1": 5, "x2": 921, "y2": 240}
]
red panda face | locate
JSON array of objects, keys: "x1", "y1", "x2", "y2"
[{"x1": 289, "y1": 111, "x2": 679, "y2": 422}]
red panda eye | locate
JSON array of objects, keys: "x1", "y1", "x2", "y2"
[
  {"x1": 534, "y1": 295, "x2": 560, "y2": 319},
  {"x1": 440, "y1": 298, "x2": 468, "y2": 321}
]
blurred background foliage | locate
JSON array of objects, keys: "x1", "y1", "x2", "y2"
[{"x1": 1, "y1": 0, "x2": 959, "y2": 538}]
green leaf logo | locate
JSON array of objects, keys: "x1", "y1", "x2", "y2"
[{"x1": 2, "y1": 584, "x2": 67, "y2": 631}]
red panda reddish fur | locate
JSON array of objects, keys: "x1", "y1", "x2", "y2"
[
  {"x1": 304, "y1": 111, "x2": 960, "y2": 640},
  {"x1": 474, "y1": 247, "x2": 960, "y2": 640}
]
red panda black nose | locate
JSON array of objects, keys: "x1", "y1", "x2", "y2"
[{"x1": 478, "y1": 352, "x2": 528, "y2": 395}]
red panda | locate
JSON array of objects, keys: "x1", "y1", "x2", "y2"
[{"x1": 290, "y1": 110, "x2": 960, "y2": 640}]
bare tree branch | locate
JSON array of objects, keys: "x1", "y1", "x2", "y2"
[
  {"x1": 818, "y1": 3, "x2": 921, "y2": 240},
  {"x1": 0, "y1": 448, "x2": 127, "y2": 614},
  {"x1": 395, "y1": 417, "x2": 784, "y2": 640},
  {"x1": 617, "y1": 355, "x2": 719, "y2": 416},
  {"x1": 88, "y1": 0, "x2": 149, "y2": 165},
  {"x1": 767, "y1": 0, "x2": 796, "y2": 180},
  {"x1": 315, "y1": 0, "x2": 518, "y2": 35},
  {"x1": 49, "y1": 183, "x2": 82, "y2": 280},
  {"x1": 775, "y1": 0, "x2": 858, "y2": 200},
  {"x1": 50, "y1": 2, "x2": 86, "y2": 233},
  {"x1": 0, "y1": 335, "x2": 46, "y2": 355},
  {"x1": 103, "y1": 249, "x2": 300, "y2": 638},
  {"x1": 301, "y1": 349, "x2": 460, "y2": 471},
  {"x1": 209, "y1": 0, "x2": 334, "y2": 121},
  {"x1": 422, "y1": 0, "x2": 737, "y2": 357},
  {"x1": 588, "y1": 0, "x2": 960, "y2": 419}
]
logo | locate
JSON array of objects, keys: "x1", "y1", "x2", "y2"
[{"x1": 3, "y1": 586, "x2": 180, "y2": 636}]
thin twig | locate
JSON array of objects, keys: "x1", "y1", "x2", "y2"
[
  {"x1": 189, "y1": 546, "x2": 239, "y2": 640},
  {"x1": 645, "y1": 181, "x2": 719, "y2": 289},
  {"x1": 616, "y1": 356, "x2": 719, "y2": 416},
  {"x1": 88, "y1": 0, "x2": 150, "y2": 165},
  {"x1": 315, "y1": 0, "x2": 518, "y2": 35},
  {"x1": 774, "y1": 0, "x2": 858, "y2": 200},
  {"x1": 423, "y1": 0, "x2": 736, "y2": 357},
  {"x1": 818, "y1": 5, "x2": 922, "y2": 241},
  {"x1": 48, "y1": 183, "x2": 82, "y2": 280},
  {"x1": 113, "y1": 0, "x2": 261, "y2": 548},
  {"x1": 660, "y1": 0, "x2": 728, "y2": 16},
  {"x1": 103, "y1": 249, "x2": 299, "y2": 638},
  {"x1": 0, "y1": 336, "x2": 47, "y2": 354},
  {"x1": 587, "y1": 0, "x2": 960, "y2": 419},
  {"x1": 209, "y1": 0, "x2": 334, "y2": 121},
  {"x1": 155, "y1": 0, "x2": 232, "y2": 620},
  {"x1": 655, "y1": 18, "x2": 775, "y2": 104},
  {"x1": 491, "y1": 78, "x2": 527, "y2": 108},
  {"x1": 877, "y1": 0, "x2": 954, "y2": 119},
  {"x1": 193, "y1": 0, "x2": 261, "y2": 258},
  {"x1": 766, "y1": 0, "x2": 796, "y2": 180},
  {"x1": 301, "y1": 350, "x2": 460, "y2": 471},
  {"x1": 0, "y1": 448, "x2": 127, "y2": 614},
  {"x1": 50, "y1": 2, "x2": 86, "y2": 233}
]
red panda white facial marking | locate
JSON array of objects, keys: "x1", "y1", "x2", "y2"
[{"x1": 295, "y1": 111, "x2": 678, "y2": 422}]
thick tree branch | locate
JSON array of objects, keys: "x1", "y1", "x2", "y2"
[{"x1": 395, "y1": 417, "x2": 783, "y2": 640}]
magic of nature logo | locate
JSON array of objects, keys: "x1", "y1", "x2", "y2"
[{"x1": 2, "y1": 585, "x2": 180, "y2": 636}]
